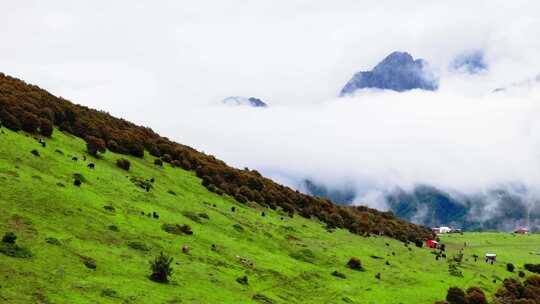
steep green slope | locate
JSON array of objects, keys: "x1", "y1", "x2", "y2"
[{"x1": 1, "y1": 127, "x2": 539, "y2": 304}]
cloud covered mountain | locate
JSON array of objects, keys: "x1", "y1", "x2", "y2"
[
  {"x1": 223, "y1": 96, "x2": 268, "y2": 107},
  {"x1": 450, "y1": 50, "x2": 488, "y2": 74},
  {"x1": 340, "y1": 51, "x2": 438, "y2": 95},
  {"x1": 300, "y1": 181, "x2": 540, "y2": 232}
]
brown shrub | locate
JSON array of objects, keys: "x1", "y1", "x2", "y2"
[
  {"x1": 446, "y1": 287, "x2": 467, "y2": 304},
  {"x1": 39, "y1": 118, "x2": 53, "y2": 137},
  {"x1": 346, "y1": 257, "x2": 363, "y2": 271},
  {"x1": 86, "y1": 135, "x2": 106, "y2": 156},
  {"x1": 466, "y1": 287, "x2": 487, "y2": 304},
  {"x1": 116, "y1": 158, "x2": 130, "y2": 171},
  {"x1": 525, "y1": 264, "x2": 540, "y2": 274}
]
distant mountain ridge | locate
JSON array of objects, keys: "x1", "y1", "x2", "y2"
[
  {"x1": 451, "y1": 50, "x2": 488, "y2": 74},
  {"x1": 300, "y1": 179, "x2": 356, "y2": 205},
  {"x1": 301, "y1": 180, "x2": 538, "y2": 232},
  {"x1": 340, "y1": 51, "x2": 438, "y2": 95}
]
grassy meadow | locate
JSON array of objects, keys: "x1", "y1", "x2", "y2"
[{"x1": 1, "y1": 127, "x2": 540, "y2": 304}]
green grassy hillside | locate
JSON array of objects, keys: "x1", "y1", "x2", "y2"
[{"x1": 1, "y1": 127, "x2": 540, "y2": 304}]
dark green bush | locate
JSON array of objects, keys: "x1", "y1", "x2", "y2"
[
  {"x1": 130, "y1": 177, "x2": 152, "y2": 191},
  {"x1": 103, "y1": 205, "x2": 115, "y2": 212},
  {"x1": 331, "y1": 270, "x2": 346, "y2": 279},
  {"x1": 161, "y1": 224, "x2": 193, "y2": 235},
  {"x1": 149, "y1": 252, "x2": 173, "y2": 283},
  {"x1": 236, "y1": 275, "x2": 248, "y2": 285},
  {"x1": 101, "y1": 288, "x2": 119, "y2": 298},
  {"x1": 128, "y1": 241, "x2": 150, "y2": 251},
  {"x1": 2, "y1": 232, "x2": 16, "y2": 244},
  {"x1": 507, "y1": 263, "x2": 515, "y2": 272},
  {"x1": 182, "y1": 211, "x2": 202, "y2": 223},
  {"x1": 45, "y1": 237, "x2": 61, "y2": 246},
  {"x1": 0, "y1": 233, "x2": 32, "y2": 258},
  {"x1": 73, "y1": 173, "x2": 86, "y2": 182},
  {"x1": 448, "y1": 261, "x2": 463, "y2": 277},
  {"x1": 0, "y1": 243, "x2": 32, "y2": 258},
  {"x1": 233, "y1": 224, "x2": 244, "y2": 232},
  {"x1": 252, "y1": 294, "x2": 275, "y2": 304}
]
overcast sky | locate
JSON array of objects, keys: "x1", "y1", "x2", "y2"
[{"x1": 2, "y1": 1, "x2": 540, "y2": 208}]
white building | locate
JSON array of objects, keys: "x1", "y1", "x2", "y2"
[{"x1": 432, "y1": 226, "x2": 452, "y2": 234}]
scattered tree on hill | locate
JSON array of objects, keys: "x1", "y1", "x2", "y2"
[
  {"x1": 0, "y1": 109, "x2": 21, "y2": 131},
  {"x1": 21, "y1": 112, "x2": 40, "y2": 133},
  {"x1": 446, "y1": 287, "x2": 467, "y2": 304},
  {"x1": 39, "y1": 118, "x2": 53, "y2": 137},
  {"x1": 149, "y1": 252, "x2": 173, "y2": 283},
  {"x1": 465, "y1": 287, "x2": 487, "y2": 304},
  {"x1": 86, "y1": 135, "x2": 106, "y2": 156},
  {"x1": 492, "y1": 276, "x2": 540, "y2": 303},
  {"x1": 525, "y1": 264, "x2": 540, "y2": 274},
  {"x1": 161, "y1": 154, "x2": 172, "y2": 163},
  {"x1": 507, "y1": 263, "x2": 515, "y2": 272},
  {"x1": 347, "y1": 257, "x2": 363, "y2": 271},
  {"x1": 116, "y1": 158, "x2": 130, "y2": 171}
]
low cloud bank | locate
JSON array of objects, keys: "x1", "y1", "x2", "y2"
[{"x1": 162, "y1": 82, "x2": 540, "y2": 214}]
